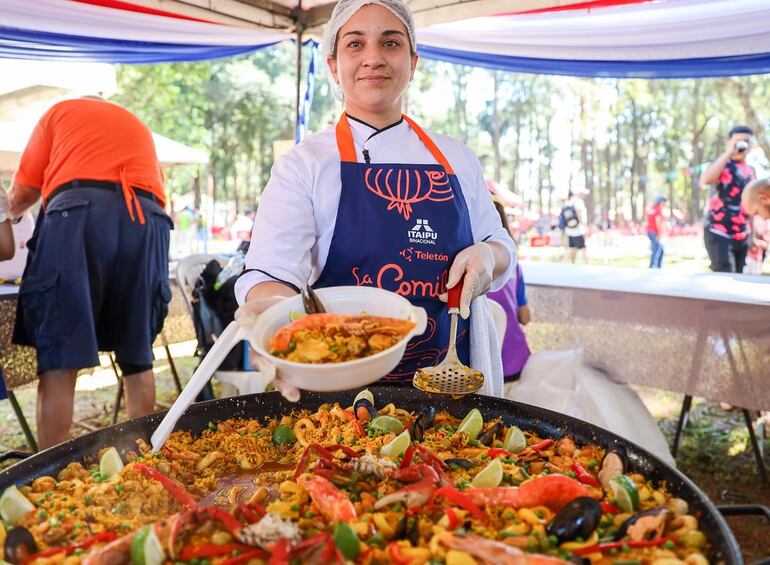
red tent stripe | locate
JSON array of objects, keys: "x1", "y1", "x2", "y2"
[
  {"x1": 498, "y1": 0, "x2": 654, "y2": 17},
  {"x1": 70, "y1": 0, "x2": 215, "y2": 24}
]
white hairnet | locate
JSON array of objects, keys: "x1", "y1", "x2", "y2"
[{"x1": 322, "y1": 0, "x2": 416, "y2": 61}]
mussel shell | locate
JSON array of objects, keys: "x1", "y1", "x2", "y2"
[
  {"x1": 394, "y1": 515, "x2": 420, "y2": 546},
  {"x1": 478, "y1": 422, "x2": 503, "y2": 446},
  {"x1": 4, "y1": 527, "x2": 38, "y2": 564},
  {"x1": 600, "y1": 443, "x2": 628, "y2": 472},
  {"x1": 353, "y1": 398, "x2": 376, "y2": 422},
  {"x1": 443, "y1": 458, "x2": 474, "y2": 469},
  {"x1": 614, "y1": 507, "x2": 669, "y2": 541},
  {"x1": 546, "y1": 497, "x2": 601, "y2": 544},
  {"x1": 411, "y1": 406, "x2": 437, "y2": 442}
]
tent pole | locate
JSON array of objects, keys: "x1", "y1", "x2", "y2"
[{"x1": 295, "y1": 23, "x2": 303, "y2": 136}]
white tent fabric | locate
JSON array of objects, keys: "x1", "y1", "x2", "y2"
[
  {"x1": 2, "y1": 0, "x2": 770, "y2": 77},
  {"x1": 1, "y1": 0, "x2": 287, "y2": 46},
  {"x1": 419, "y1": 0, "x2": 770, "y2": 62},
  {"x1": 0, "y1": 121, "x2": 208, "y2": 171},
  {"x1": 416, "y1": 0, "x2": 770, "y2": 77}
]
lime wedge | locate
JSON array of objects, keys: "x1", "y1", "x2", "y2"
[
  {"x1": 610, "y1": 475, "x2": 639, "y2": 513},
  {"x1": 354, "y1": 389, "x2": 374, "y2": 406},
  {"x1": 99, "y1": 447, "x2": 124, "y2": 478},
  {"x1": 503, "y1": 426, "x2": 527, "y2": 453},
  {"x1": 370, "y1": 415, "x2": 404, "y2": 435},
  {"x1": 0, "y1": 485, "x2": 34, "y2": 525},
  {"x1": 471, "y1": 457, "x2": 504, "y2": 488},
  {"x1": 333, "y1": 522, "x2": 361, "y2": 561},
  {"x1": 130, "y1": 525, "x2": 165, "y2": 565},
  {"x1": 381, "y1": 430, "x2": 411, "y2": 458},
  {"x1": 289, "y1": 311, "x2": 306, "y2": 322},
  {"x1": 457, "y1": 408, "x2": 483, "y2": 440}
]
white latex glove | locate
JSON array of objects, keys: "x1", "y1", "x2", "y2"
[
  {"x1": 439, "y1": 242, "x2": 496, "y2": 319},
  {"x1": 234, "y1": 296, "x2": 301, "y2": 402},
  {"x1": 0, "y1": 186, "x2": 9, "y2": 224}
]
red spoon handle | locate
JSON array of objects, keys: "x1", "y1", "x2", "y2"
[{"x1": 448, "y1": 275, "x2": 464, "y2": 310}]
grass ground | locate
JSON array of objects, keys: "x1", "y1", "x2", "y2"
[{"x1": 0, "y1": 346, "x2": 767, "y2": 561}]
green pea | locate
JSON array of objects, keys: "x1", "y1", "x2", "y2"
[{"x1": 548, "y1": 534, "x2": 559, "y2": 547}]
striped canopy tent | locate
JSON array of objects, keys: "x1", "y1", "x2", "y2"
[
  {"x1": 2, "y1": 0, "x2": 770, "y2": 138},
  {"x1": 1, "y1": 0, "x2": 770, "y2": 77}
]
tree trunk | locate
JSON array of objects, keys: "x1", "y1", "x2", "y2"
[
  {"x1": 193, "y1": 170, "x2": 202, "y2": 209},
  {"x1": 511, "y1": 96, "x2": 523, "y2": 194},
  {"x1": 721, "y1": 77, "x2": 770, "y2": 158},
  {"x1": 491, "y1": 71, "x2": 503, "y2": 183},
  {"x1": 452, "y1": 66, "x2": 470, "y2": 144}
]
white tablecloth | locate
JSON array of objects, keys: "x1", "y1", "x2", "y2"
[{"x1": 522, "y1": 263, "x2": 770, "y2": 411}]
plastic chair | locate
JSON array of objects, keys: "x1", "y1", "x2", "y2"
[{"x1": 176, "y1": 254, "x2": 270, "y2": 398}]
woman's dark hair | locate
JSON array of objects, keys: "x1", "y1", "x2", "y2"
[
  {"x1": 493, "y1": 200, "x2": 512, "y2": 233},
  {"x1": 729, "y1": 125, "x2": 753, "y2": 137}
]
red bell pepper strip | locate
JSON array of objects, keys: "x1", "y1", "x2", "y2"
[
  {"x1": 195, "y1": 506, "x2": 243, "y2": 537},
  {"x1": 25, "y1": 532, "x2": 118, "y2": 561},
  {"x1": 238, "y1": 502, "x2": 266, "y2": 524},
  {"x1": 267, "y1": 539, "x2": 292, "y2": 565},
  {"x1": 322, "y1": 536, "x2": 346, "y2": 564},
  {"x1": 387, "y1": 542, "x2": 413, "y2": 565},
  {"x1": 573, "y1": 536, "x2": 681, "y2": 556},
  {"x1": 133, "y1": 463, "x2": 197, "y2": 511},
  {"x1": 357, "y1": 547, "x2": 374, "y2": 564},
  {"x1": 429, "y1": 487, "x2": 486, "y2": 522},
  {"x1": 487, "y1": 448, "x2": 513, "y2": 459},
  {"x1": 445, "y1": 507, "x2": 459, "y2": 530},
  {"x1": 221, "y1": 549, "x2": 271, "y2": 565},
  {"x1": 179, "y1": 543, "x2": 256, "y2": 560},
  {"x1": 415, "y1": 445, "x2": 447, "y2": 469},
  {"x1": 294, "y1": 444, "x2": 361, "y2": 479},
  {"x1": 290, "y1": 533, "x2": 329, "y2": 555},
  {"x1": 400, "y1": 445, "x2": 416, "y2": 469},
  {"x1": 600, "y1": 501, "x2": 621, "y2": 514},
  {"x1": 530, "y1": 439, "x2": 555, "y2": 451},
  {"x1": 571, "y1": 462, "x2": 600, "y2": 488},
  {"x1": 342, "y1": 409, "x2": 366, "y2": 437}
]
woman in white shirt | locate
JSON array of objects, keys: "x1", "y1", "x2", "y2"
[{"x1": 237, "y1": 0, "x2": 516, "y2": 398}]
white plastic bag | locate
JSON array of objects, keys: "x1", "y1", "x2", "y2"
[{"x1": 504, "y1": 348, "x2": 676, "y2": 467}]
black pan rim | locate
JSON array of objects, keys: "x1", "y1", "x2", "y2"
[{"x1": 0, "y1": 389, "x2": 743, "y2": 564}]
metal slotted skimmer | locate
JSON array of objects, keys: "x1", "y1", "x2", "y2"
[{"x1": 413, "y1": 277, "x2": 484, "y2": 396}]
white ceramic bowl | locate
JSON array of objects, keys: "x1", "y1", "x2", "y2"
[{"x1": 250, "y1": 286, "x2": 427, "y2": 392}]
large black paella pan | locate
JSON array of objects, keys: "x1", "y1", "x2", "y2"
[{"x1": 0, "y1": 389, "x2": 759, "y2": 564}]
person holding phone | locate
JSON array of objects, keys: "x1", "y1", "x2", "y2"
[{"x1": 699, "y1": 125, "x2": 755, "y2": 273}]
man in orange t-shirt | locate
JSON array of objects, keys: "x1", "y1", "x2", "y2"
[{"x1": 9, "y1": 97, "x2": 172, "y2": 449}]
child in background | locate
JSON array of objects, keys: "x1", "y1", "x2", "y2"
[{"x1": 487, "y1": 199, "x2": 532, "y2": 391}]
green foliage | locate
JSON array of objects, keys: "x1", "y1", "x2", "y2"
[{"x1": 114, "y1": 50, "x2": 770, "y2": 224}]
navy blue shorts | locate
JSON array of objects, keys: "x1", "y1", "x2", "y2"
[{"x1": 13, "y1": 186, "x2": 172, "y2": 373}]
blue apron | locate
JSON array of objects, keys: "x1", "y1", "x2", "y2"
[{"x1": 313, "y1": 114, "x2": 474, "y2": 383}]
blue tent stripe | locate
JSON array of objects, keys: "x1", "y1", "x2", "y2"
[
  {"x1": 0, "y1": 25, "x2": 279, "y2": 63},
  {"x1": 417, "y1": 45, "x2": 770, "y2": 79}
]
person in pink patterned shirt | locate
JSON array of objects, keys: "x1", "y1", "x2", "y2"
[{"x1": 700, "y1": 125, "x2": 755, "y2": 273}]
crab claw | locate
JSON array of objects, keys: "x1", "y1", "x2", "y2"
[
  {"x1": 375, "y1": 475, "x2": 439, "y2": 510},
  {"x1": 390, "y1": 463, "x2": 440, "y2": 483}
]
